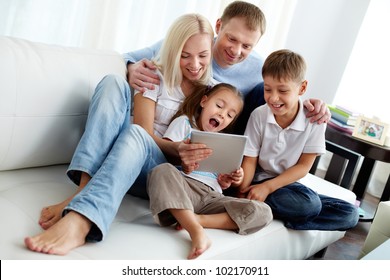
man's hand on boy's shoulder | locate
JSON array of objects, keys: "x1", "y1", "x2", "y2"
[{"x1": 303, "y1": 98, "x2": 331, "y2": 124}]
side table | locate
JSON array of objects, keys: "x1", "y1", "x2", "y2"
[{"x1": 324, "y1": 126, "x2": 390, "y2": 221}]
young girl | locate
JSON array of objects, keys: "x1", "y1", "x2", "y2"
[
  {"x1": 25, "y1": 13, "x2": 216, "y2": 255},
  {"x1": 147, "y1": 83, "x2": 272, "y2": 259}
]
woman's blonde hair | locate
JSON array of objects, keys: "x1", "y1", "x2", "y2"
[{"x1": 154, "y1": 13, "x2": 214, "y2": 93}]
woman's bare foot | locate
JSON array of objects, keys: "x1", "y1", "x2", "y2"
[
  {"x1": 25, "y1": 211, "x2": 92, "y2": 255},
  {"x1": 39, "y1": 198, "x2": 72, "y2": 229},
  {"x1": 187, "y1": 227, "x2": 211, "y2": 260},
  {"x1": 39, "y1": 172, "x2": 91, "y2": 229}
]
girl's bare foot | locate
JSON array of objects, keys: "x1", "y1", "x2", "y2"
[
  {"x1": 175, "y1": 223, "x2": 183, "y2": 230},
  {"x1": 187, "y1": 227, "x2": 211, "y2": 260},
  {"x1": 25, "y1": 211, "x2": 91, "y2": 255}
]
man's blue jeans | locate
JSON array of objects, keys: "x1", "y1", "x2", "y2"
[
  {"x1": 65, "y1": 75, "x2": 167, "y2": 241},
  {"x1": 260, "y1": 181, "x2": 359, "y2": 231}
]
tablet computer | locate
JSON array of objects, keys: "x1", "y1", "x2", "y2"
[{"x1": 190, "y1": 130, "x2": 247, "y2": 174}]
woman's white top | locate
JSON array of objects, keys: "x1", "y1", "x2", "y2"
[{"x1": 136, "y1": 70, "x2": 185, "y2": 138}]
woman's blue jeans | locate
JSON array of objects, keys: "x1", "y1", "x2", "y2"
[
  {"x1": 261, "y1": 181, "x2": 359, "y2": 231},
  {"x1": 65, "y1": 75, "x2": 167, "y2": 241}
]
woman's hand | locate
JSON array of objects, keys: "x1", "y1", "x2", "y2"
[
  {"x1": 303, "y1": 98, "x2": 331, "y2": 124},
  {"x1": 127, "y1": 59, "x2": 160, "y2": 93},
  {"x1": 179, "y1": 139, "x2": 212, "y2": 174}
]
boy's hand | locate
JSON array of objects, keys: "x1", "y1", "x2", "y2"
[
  {"x1": 127, "y1": 58, "x2": 160, "y2": 93},
  {"x1": 240, "y1": 183, "x2": 271, "y2": 202},
  {"x1": 303, "y1": 98, "x2": 331, "y2": 124}
]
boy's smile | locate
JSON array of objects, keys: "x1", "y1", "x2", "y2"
[{"x1": 263, "y1": 77, "x2": 307, "y2": 128}]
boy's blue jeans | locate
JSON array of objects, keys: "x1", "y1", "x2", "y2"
[
  {"x1": 259, "y1": 181, "x2": 359, "y2": 231},
  {"x1": 64, "y1": 75, "x2": 167, "y2": 241}
]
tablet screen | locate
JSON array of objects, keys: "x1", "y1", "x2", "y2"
[{"x1": 190, "y1": 130, "x2": 247, "y2": 174}]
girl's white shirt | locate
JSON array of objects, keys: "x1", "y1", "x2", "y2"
[{"x1": 164, "y1": 115, "x2": 222, "y2": 193}]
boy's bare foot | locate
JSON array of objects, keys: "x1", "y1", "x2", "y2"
[
  {"x1": 25, "y1": 211, "x2": 91, "y2": 255},
  {"x1": 39, "y1": 198, "x2": 72, "y2": 229},
  {"x1": 187, "y1": 227, "x2": 211, "y2": 260}
]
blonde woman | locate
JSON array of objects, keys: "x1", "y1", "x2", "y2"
[{"x1": 26, "y1": 13, "x2": 215, "y2": 255}]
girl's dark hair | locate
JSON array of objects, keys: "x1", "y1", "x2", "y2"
[{"x1": 171, "y1": 83, "x2": 243, "y2": 132}]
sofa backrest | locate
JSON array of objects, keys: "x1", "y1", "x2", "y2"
[{"x1": 0, "y1": 36, "x2": 126, "y2": 171}]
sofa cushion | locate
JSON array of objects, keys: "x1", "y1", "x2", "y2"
[
  {"x1": 0, "y1": 36, "x2": 126, "y2": 171},
  {"x1": 0, "y1": 165, "x2": 353, "y2": 259}
]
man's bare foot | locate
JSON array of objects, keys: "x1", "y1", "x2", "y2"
[
  {"x1": 187, "y1": 227, "x2": 211, "y2": 260},
  {"x1": 39, "y1": 198, "x2": 72, "y2": 229},
  {"x1": 25, "y1": 211, "x2": 92, "y2": 255}
]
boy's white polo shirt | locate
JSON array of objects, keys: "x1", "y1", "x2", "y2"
[{"x1": 244, "y1": 99, "x2": 326, "y2": 182}]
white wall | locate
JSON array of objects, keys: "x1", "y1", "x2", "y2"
[
  {"x1": 0, "y1": 1, "x2": 370, "y2": 100},
  {"x1": 285, "y1": 0, "x2": 390, "y2": 198},
  {"x1": 334, "y1": 0, "x2": 390, "y2": 123},
  {"x1": 283, "y1": 0, "x2": 370, "y2": 103}
]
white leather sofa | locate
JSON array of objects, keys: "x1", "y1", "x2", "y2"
[
  {"x1": 0, "y1": 36, "x2": 357, "y2": 260},
  {"x1": 360, "y1": 201, "x2": 390, "y2": 259}
]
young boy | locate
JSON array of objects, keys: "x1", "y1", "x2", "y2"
[{"x1": 239, "y1": 49, "x2": 359, "y2": 231}]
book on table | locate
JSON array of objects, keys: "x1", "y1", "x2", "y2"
[
  {"x1": 328, "y1": 104, "x2": 361, "y2": 126},
  {"x1": 328, "y1": 118, "x2": 354, "y2": 134},
  {"x1": 334, "y1": 104, "x2": 361, "y2": 117}
]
